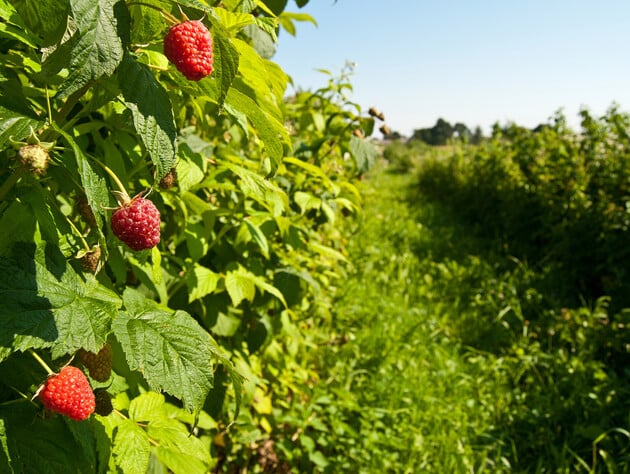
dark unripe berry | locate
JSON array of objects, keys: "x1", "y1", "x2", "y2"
[
  {"x1": 79, "y1": 247, "x2": 101, "y2": 274},
  {"x1": 93, "y1": 389, "x2": 113, "y2": 416},
  {"x1": 159, "y1": 168, "x2": 177, "y2": 190}
]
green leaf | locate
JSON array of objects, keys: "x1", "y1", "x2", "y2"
[
  {"x1": 127, "y1": 0, "x2": 163, "y2": 45},
  {"x1": 213, "y1": 8, "x2": 255, "y2": 33},
  {"x1": 0, "y1": 106, "x2": 43, "y2": 149},
  {"x1": 0, "y1": 403, "x2": 97, "y2": 474},
  {"x1": 0, "y1": 201, "x2": 37, "y2": 257},
  {"x1": 349, "y1": 135, "x2": 377, "y2": 172},
  {"x1": 225, "y1": 267, "x2": 286, "y2": 307},
  {"x1": 278, "y1": 11, "x2": 317, "y2": 36},
  {"x1": 113, "y1": 289, "x2": 215, "y2": 412},
  {"x1": 209, "y1": 27, "x2": 239, "y2": 108},
  {"x1": 129, "y1": 392, "x2": 166, "y2": 423},
  {"x1": 148, "y1": 418, "x2": 212, "y2": 473},
  {"x1": 244, "y1": 219, "x2": 270, "y2": 258},
  {"x1": 52, "y1": 125, "x2": 109, "y2": 238},
  {"x1": 0, "y1": 242, "x2": 121, "y2": 361},
  {"x1": 225, "y1": 87, "x2": 284, "y2": 171},
  {"x1": 294, "y1": 191, "x2": 321, "y2": 214},
  {"x1": 57, "y1": 0, "x2": 128, "y2": 99},
  {"x1": 225, "y1": 270, "x2": 256, "y2": 307},
  {"x1": 11, "y1": 0, "x2": 69, "y2": 43},
  {"x1": 118, "y1": 53, "x2": 177, "y2": 181},
  {"x1": 113, "y1": 420, "x2": 151, "y2": 474},
  {"x1": 187, "y1": 264, "x2": 221, "y2": 303},
  {"x1": 0, "y1": 418, "x2": 12, "y2": 473},
  {"x1": 0, "y1": 0, "x2": 40, "y2": 47},
  {"x1": 223, "y1": 162, "x2": 288, "y2": 214}
]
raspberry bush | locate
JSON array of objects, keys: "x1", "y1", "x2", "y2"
[{"x1": 0, "y1": 0, "x2": 376, "y2": 472}]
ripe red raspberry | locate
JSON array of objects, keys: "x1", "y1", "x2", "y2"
[
  {"x1": 110, "y1": 196, "x2": 161, "y2": 251},
  {"x1": 38, "y1": 366, "x2": 95, "y2": 421},
  {"x1": 78, "y1": 343, "x2": 112, "y2": 382},
  {"x1": 164, "y1": 20, "x2": 213, "y2": 81}
]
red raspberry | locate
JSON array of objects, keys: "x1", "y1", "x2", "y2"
[
  {"x1": 38, "y1": 366, "x2": 95, "y2": 421},
  {"x1": 163, "y1": 20, "x2": 213, "y2": 81},
  {"x1": 78, "y1": 343, "x2": 112, "y2": 382},
  {"x1": 110, "y1": 196, "x2": 161, "y2": 251}
]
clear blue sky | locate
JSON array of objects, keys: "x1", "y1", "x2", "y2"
[{"x1": 272, "y1": 0, "x2": 630, "y2": 137}]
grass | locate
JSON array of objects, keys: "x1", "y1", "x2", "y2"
[
  {"x1": 301, "y1": 153, "x2": 630, "y2": 473},
  {"x1": 311, "y1": 159, "x2": 518, "y2": 472}
]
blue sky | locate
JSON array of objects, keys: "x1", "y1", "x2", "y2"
[{"x1": 272, "y1": 0, "x2": 630, "y2": 136}]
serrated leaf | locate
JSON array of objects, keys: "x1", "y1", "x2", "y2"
[
  {"x1": 57, "y1": 0, "x2": 127, "y2": 99},
  {"x1": 11, "y1": 0, "x2": 69, "y2": 43},
  {"x1": 0, "y1": 106, "x2": 43, "y2": 149},
  {"x1": 148, "y1": 418, "x2": 212, "y2": 473},
  {"x1": 129, "y1": 392, "x2": 166, "y2": 423},
  {"x1": 244, "y1": 219, "x2": 270, "y2": 258},
  {"x1": 294, "y1": 191, "x2": 321, "y2": 214},
  {"x1": 213, "y1": 8, "x2": 255, "y2": 32},
  {"x1": 223, "y1": 162, "x2": 288, "y2": 214},
  {"x1": 210, "y1": 27, "x2": 239, "y2": 108},
  {"x1": 225, "y1": 270, "x2": 256, "y2": 307},
  {"x1": 0, "y1": 202, "x2": 37, "y2": 257},
  {"x1": 225, "y1": 267, "x2": 286, "y2": 307},
  {"x1": 349, "y1": 135, "x2": 377, "y2": 172},
  {"x1": 187, "y1": 264, "x2": 220, "y2": 303},
  {"x1": 113, "y1": 289, "x2": 215, "y2": 412},
  {"x1": 250, "y1": 273, "x2": 287, "y2": 307},
  {"x1": 52, "y1": 125, "x2": 109, "y2": 238},
  {"x1": 113, "y1": 420, "x2": 151, "y2": 474},
  {"x1": 0, "y1": 0, "x2": 39, "y2": 48},
  {"x1": 0, "y1": 242, "x2": 121, "y2": 361},
  {"x1": 225, "y1": 83, "x2": 289, "y2": 174},
  {"x1": 0, "y1": 418, "x2": 12, "y2": 473},
  {"x1": 243, "y1": 23, "x2": 276, "y2": 58},
  {"x1": 0, "y1": 403, "x2": 96, "y2": 474},
  {"x1": 128, "y1": 0, "x2": 163, "y2": 45},
  {"x1": 118, "y1": 53, "x2": 177, "y2": 181}
]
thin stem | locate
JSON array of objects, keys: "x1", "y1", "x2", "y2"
[
  {"x1": 55, "y1": 83, "x2": 91, "y2": 125},
  {"x1": 45, "y1": 86, "x2": 53, "y2": 125},
  {"x1": 28, "y1": 349, "x2": 55, "y2": 376},
  {"x1": 90, "y1": 156, "x2": 129, "y2": 197},
  {"x1": 127, "y1": 1, "x2": 180, "y2": 24},
  {"x1": 65, "y1": 215, "x2": 91, "y2": 251}
]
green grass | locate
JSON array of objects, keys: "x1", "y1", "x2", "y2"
[
  {"x1": 310, "y1": 160, "x2": 514, "y2": 472},
  {"x1": 302, "y1": 155, "x2": 630, "y2": 473}
]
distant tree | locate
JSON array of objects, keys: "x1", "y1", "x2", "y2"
[
  {"x1": 453, "y1": 122, "x2": 471, "y2": 141},
  {"x1": 470, "y1": 126, "x2": 483, "y2": 144},
  {"x1": 411, "y1": 118, "x2": 454, "y2": 145}
]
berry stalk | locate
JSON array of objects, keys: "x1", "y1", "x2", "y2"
[{"x1": 28, "y1": 349, "x2": 54, "y2": 376}]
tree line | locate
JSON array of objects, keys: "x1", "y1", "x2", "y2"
[{"x1": 409, "y1": 118, "x2": 484, "y2": 145}]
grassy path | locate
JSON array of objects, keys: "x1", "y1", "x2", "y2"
[{"x1": 318, "y1": 160, "x2": 513, "y2": 472}]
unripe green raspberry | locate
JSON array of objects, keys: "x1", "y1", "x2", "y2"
[{"x1": 18, "y1": 144, "x2": 49, "y2": 174}]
